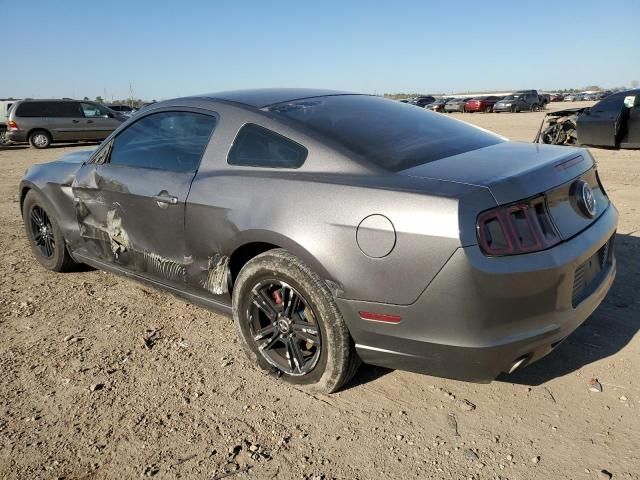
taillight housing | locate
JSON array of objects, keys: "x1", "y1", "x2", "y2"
[
  {"x1": 477, "y1": 195, "x2": 560, "y2": 256},
  {"x1": 8, "y1": 120, "x2": 19, "y2": 131}
]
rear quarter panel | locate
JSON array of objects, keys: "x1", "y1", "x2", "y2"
[{"x1": 184, "y1": 105, "x2": 497, "y2": 305}]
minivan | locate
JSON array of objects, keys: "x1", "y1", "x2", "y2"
[{"x1": 5, "y1": 99, "x2": 126, "y2": 148}]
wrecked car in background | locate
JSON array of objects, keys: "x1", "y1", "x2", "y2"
[
  {"x1": 535, "y1": 89, "x2": 640, "y2": 148},
  {"x1": 20, "y1": 89, "x2": 617, "y2": 394}
]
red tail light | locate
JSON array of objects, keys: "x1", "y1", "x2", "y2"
[
  {"x1": 7, "y1": 120, "x2": 19, "y2": 131},
  {"x1": 477, "y1": 196, "x2": 560, "y2": 256}
]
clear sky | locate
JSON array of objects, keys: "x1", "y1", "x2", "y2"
[{"x1": 3, "y1": 0, "x2": 639, "y2": 100}]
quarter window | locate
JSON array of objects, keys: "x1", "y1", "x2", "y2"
[
  {"x1": 108, "y1": 111, "x2": 217, "y2": 172},
  {"x1": 15, "y1": 102, "x2": 48, "y2": 117},
  {"x1": 228, "y1": 124, "x2": 308, "y2": 168}
]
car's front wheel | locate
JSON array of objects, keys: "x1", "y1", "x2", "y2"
[
  {"x1": 22, "y1": 190, "x2": 77, "y2": 271},
  {"x1": 232, "y1": 249, "x2": 359, "y2": 393}
]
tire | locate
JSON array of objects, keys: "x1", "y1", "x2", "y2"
[
  {"x1": 232, "y1": 248, "x2": 360, "y2": 393},
  {"x1": 531, "y1": 103, "x2": 539, "y2": 112},
  {"x1": 29, "y1": 130, "x2": 51, "y2": 149},
  {"x1": 485, "y1": 106, "x2": 492, "y2": 113},
  {"x1": 22, "y1": 190, "x2": 76, "y2": 272}
]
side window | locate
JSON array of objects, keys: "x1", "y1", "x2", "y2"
[
  {"x1": 48, "y1": 102, "x2": 82, "y2": 118},
  {"x1": 593, "y1": 95, "x2": 622, "y2": 113},
  {"x1": 227, "y1": 124, "x2": 308, "y2": 168},
  {"x1": 81, "y1": 102, "x2": 110, "y2": 118},
  {"x1": 108, "y1": 111, "x2": 217, "y2": 172}
]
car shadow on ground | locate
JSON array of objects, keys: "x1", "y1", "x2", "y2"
[
  {"x1": 0, "y1": 144, "x2": 29, "y2": 151},
  {"x1": 345, "y1": 233, "x2": 639, "y2": 390},
  {"x1": 499, "y1": 232, "x2": 639, "y2": 386}
]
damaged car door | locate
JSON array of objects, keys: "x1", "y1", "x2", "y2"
[
  {"x1": 577, "y1": 93, "x2": 623, "y2": 147},
  {"x1": 72, "y1": 110, "x2": 217, "y2": 287}
]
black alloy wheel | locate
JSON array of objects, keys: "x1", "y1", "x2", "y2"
[
  {"x1": 22, "y1": 190, "x2": 77, "y2": 272},
  {"x1": 247, "y1": 279, "x2": 321, "y2": 376},
  {"x1": 29, "y1": 205, "x2": 55, "y2": 258},
  {"x1": 232, "y1": 248, "x2": 359, "y2": 393}
]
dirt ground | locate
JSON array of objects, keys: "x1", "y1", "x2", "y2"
[{"x1": 0, "y1": 102, "x2": 638, "y2": 480}]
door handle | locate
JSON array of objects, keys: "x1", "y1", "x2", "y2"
[
  {"x1": 72, "y1": 120, "x2": 79, "y2": 123},
  {"x1": 153, "y1": 194, "x2": 178, "y2": 208},
  {"x1": 87, "y1": 120, "x2": 94, "y2": 124}
]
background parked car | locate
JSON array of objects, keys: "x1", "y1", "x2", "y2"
[
  {"x1": 107, "y1": 104, "x2": 136, "y2": 117},
  {"x1": 444, "y1": 97, "x2": 471, "y2": 113},
  {"x1": 5, "y1": 99, "x2": 126, "y2": 148},
  {"x1": 409, "y1": 96, "x2": 436, "y2": 108},
  {"x1": 464, "y1": 96, "x2": 500, "y2": 113},
  {"x1": 538, "y1": 93, "x2": 550, "y2": 108},
  {"x1": 493, "y1": 93, "x2": 540, "y2": 112},
  {"x1": 550, "y1": 93, "x2": 565, "y2": 102},
  {"x1": 537, "y1": 88, "x2": 640, "y2": 149},
  {"x1": 428, "y1": 97, "x2": 452, "y2": 112},
  {"x1": 0, "y1": 99, "x2": 20, "y2": 144}
]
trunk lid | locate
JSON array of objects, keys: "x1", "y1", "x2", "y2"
[{"x1": 401, "y1": 142, "x2": 609, "y2": 240}]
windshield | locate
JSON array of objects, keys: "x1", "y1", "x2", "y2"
[{"x1": 268, "y1": 95, "x2": 503, "y2": 172}]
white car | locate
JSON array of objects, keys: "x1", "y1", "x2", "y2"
[{"x1": 0, "y1": 99, "x2": 20, "y2": 144}]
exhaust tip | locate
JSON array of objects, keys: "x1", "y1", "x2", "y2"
[{"x1": 507, "y1": 355, "x2": 529, "y2": 374}]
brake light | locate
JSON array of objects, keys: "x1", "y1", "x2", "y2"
[
  {"x1": 8, "y1": 120, "x2": 18, "y2": 131},
  {"x1": 477, "y1": 196, "x2": 560, "y2": 256}
]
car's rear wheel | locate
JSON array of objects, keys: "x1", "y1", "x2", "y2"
[
  {"x1": 485, "y1": 105, "x2": 492, "y2": 113},
  {"x1": 531, "y1": 103, "x2": 539, "y2": 112},
  {"x1": 232, "y1": 248, "x2": 359, "y2": 393},
  {"x1": 23, "y1": 190, "x2": 76, "y2": 271},
  {"x1": 29, "y1": 130, "x2": 51, "y2": 149}
]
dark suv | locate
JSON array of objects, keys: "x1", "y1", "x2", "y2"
[
  {"x1": 409, "y1": 96, "x2": 436, "y2": 108},
  {"x1": 494, "y1": 91, "x2": 541, "y2": 113},
  {"x1": 6, "y1": 99, "x2": 126, "y2": 148}
]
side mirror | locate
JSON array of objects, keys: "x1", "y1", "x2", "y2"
[{"x1": 106, "y1": 112, "x2": 114, "y2": 118}]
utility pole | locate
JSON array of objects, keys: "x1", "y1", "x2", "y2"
[{"x1": 129, "y1": 83, "x2": 134, "y2": 108}]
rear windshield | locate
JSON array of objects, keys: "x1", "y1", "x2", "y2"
[{"x1": 269, "y1": 95, "x2": 503, "y2": 171}]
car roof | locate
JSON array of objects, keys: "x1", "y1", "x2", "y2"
[{"x1": 194, "y1": 88, "x2": 358, "y2": 108}]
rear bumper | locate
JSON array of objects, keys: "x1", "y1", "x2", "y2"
[
  {"x1": 5, "y1": 131, "x2": 28, "y2": 142},
  {"x1": 336, "y1": 204, "x2": 618, "y2": 382}
]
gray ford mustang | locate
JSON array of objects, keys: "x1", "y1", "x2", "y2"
[{"x1": 19, "y1": 89, "x2": 617, "y2": 393}]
